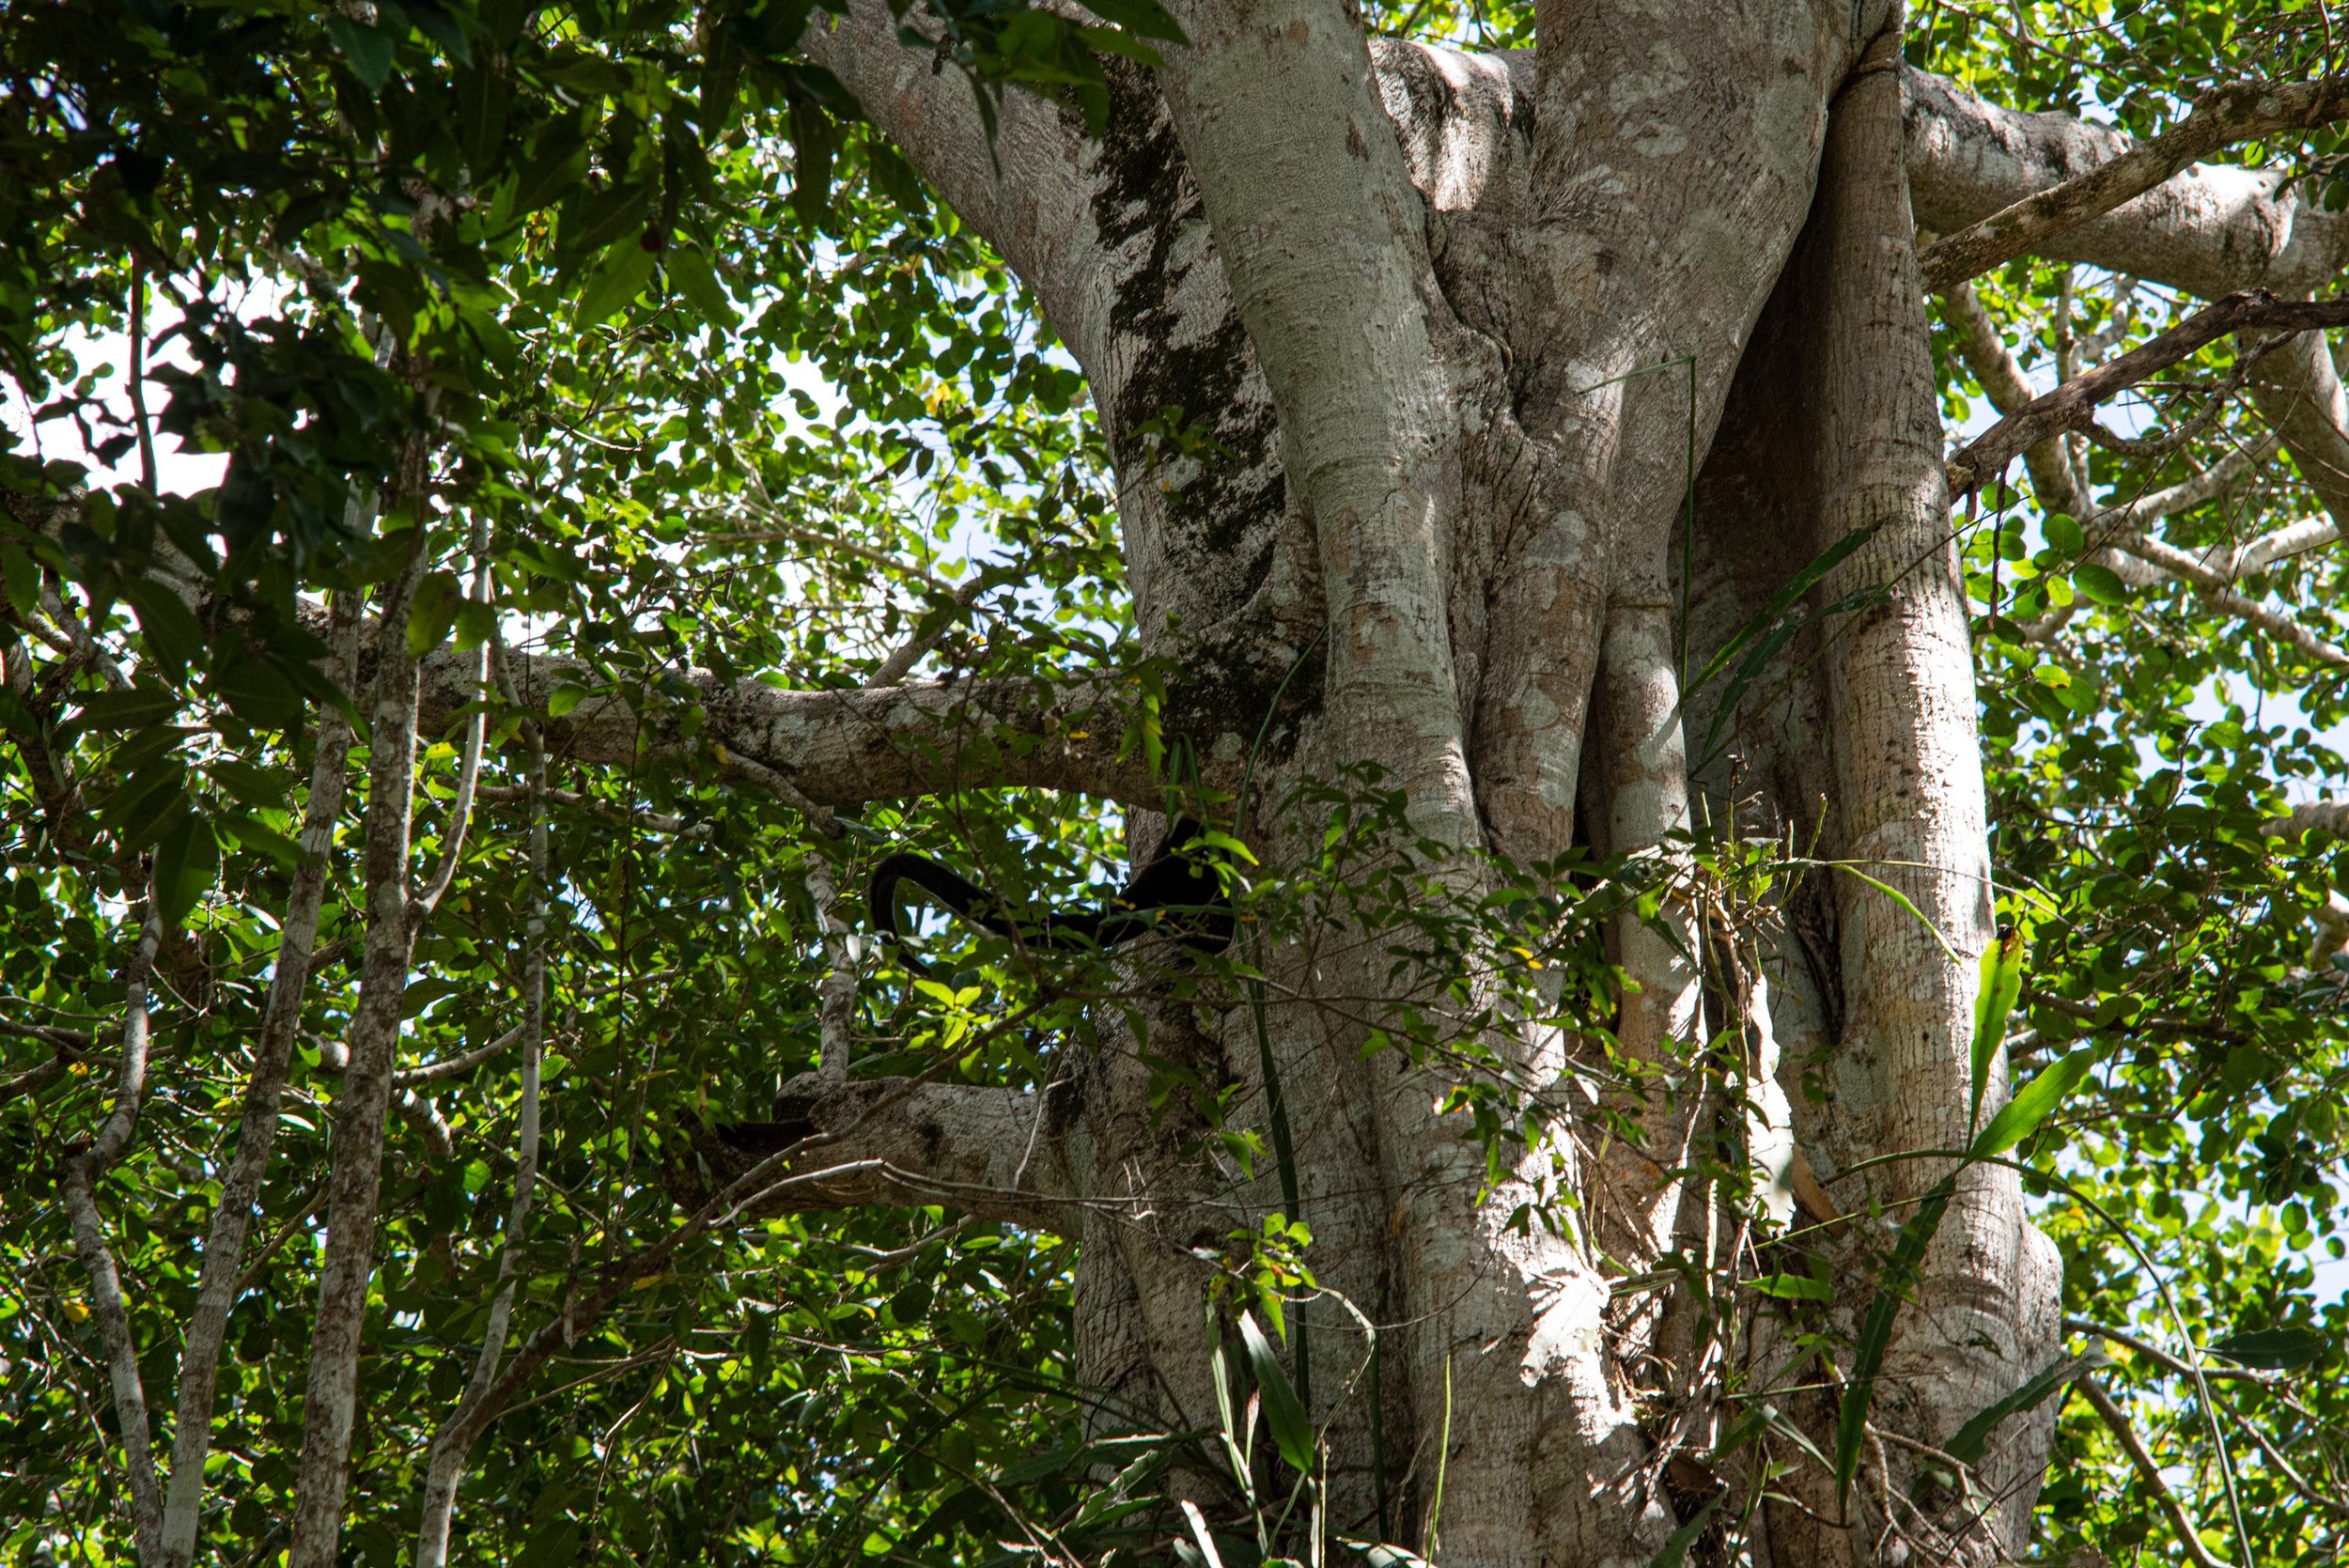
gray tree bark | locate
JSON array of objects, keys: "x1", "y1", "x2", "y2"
[
  {"x1": 770, "y1": 1, "x2": 2089, "y2": 1560},
  {"x1": 63, "y1": 3, "x2": 2339, "y2": 1560}
]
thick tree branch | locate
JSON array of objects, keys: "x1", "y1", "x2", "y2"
[
  {"x1": 798, "y1": 0, "x2": 1101, "y2": 353},
  {"x1": 427, "y1": 1054, "x2": 1075, "y2": 1492},
  {"x1": 2267, "y1": 800, "x2": 2349, "y2": 838},
  {"x1": 289, "y1": 491, "x2": 434, "y2": 1567},
  {"x1": 702, "y1": 1076, "x2": 1077, "y2": 1233},
  {"x1": 1940, "y1": 278, "x2": 2337, "y2": 657},
  {"x1": 1906, "y1": 68, "x2": 2349, "y2": 298},
  {"x1": 474, "y1": 784, "x2": 711, "y2": 840},
  {"x1": 2247, "y1": 325, "x2": 2349, "y2": 524},
  {"x1": 1157, "y1": 0, "x2": 1475, "y2": 839},
  {"x1": 423, "y1": 642, "x2": 1177, "y2": 812},
  {"x1": 2062, "y1": 535, "x2": 2349, "y2": 665},
  {"x1": 1920, "y1": 79, "x2": 2349, "y2": 293},
  {"x1": 2062, "y1": 1317, "x2": 2278, "y2": 1383},
  {"x1": 1947, "y1": 292, "x2": 2349, "y2": 499},
  {"x1": 1941, "y1": 279, "x2": 2087, "y2": 515},
  {"x1": 2232, "y1": 513, "x2": 2341, "y2": 576}
]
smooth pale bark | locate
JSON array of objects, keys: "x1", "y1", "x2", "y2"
[
  {"x1": 776, "y1": 3, "x2": 2095, "y2": 1560},
  {"x1": 1906, "y1": 66, "x2": 2349, "y2": 297},
  {"x1": 1775, "y1": 29, "x2": 2061, "y2": 1554},
  {"x1": 287, "y1": 541, "x2": 430, "y2": 1568},
  {"x1": 62, "y1": 907, "x2": 167, "y2": 1560},
  {"x1": 63, "y1": 6, "x2": 2326, "y2": 1560},
  {"x1": 2248, "y1": 326, "x2": 2349, "y2": 526},
  {"x1": 1584, "y1": 600, "x2": 1705, "y2": 1301},
  {"x1": 599, "y1": 10, "x2": 2321, "y2": 1558},
  {"x1": 157, "y1": 597, "x2": 363, "y2": 1568},
  {"x1": 417, "y1": 641, "x2": 1180, "y2": 811},
  {"x1": 1918, "y1": 77, "x2": 2349, "y2": 292}
]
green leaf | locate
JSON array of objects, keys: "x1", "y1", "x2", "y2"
[
  {"x1": 1685, "y1": 520, "x2": 1884, "y2": 704},
  {"x1": 1971, "y1": 1046, "x2": 2099, "y2": 1160},
  {"x1": 1836, "y1": 1174, "x2": 1957, "y2": 1502},
  {"x1": 406, "y1": 0, "x2": 474, "y2": 65},
  {"x1": 2211, "y1": 1326, "x2": 2330, "y2": 1371},
  {"x1": 1970, "y1": 928, "x2": 2026, "y2": 1133},
  {"x1": 1208, "y1": 1329, "x2": 1242, "y2": 1468},
  {"x1": 2046, "y1": 512, "x2": 2085, "y2": 555},
  {"x1": 406, "y1": 570, "x2": 463, "y2": 658},
  {"x1": 454, "y1": 599, "x2": 496, "y2": 653},
  {"x1": 1645, "y1": 1494, "x2": 1721, "y2": 1568},
  {"x1": 2074, "y1": 562, "x2": 2129, "y2": 605},
  {"x1": 1238, "y1": 1310, "x2": 1315, "y2": 1475},
  {"x1": 518, "y1": 1514, "x2": 581, "y2": 1568},
  {"x1": 0, "y1": 543, "x2": 36, "y2": 619},
  {"x1": 124, "y1": 579, "x2": 206, "y2": 682},
  {"x1": 153, "y1": 810, "x2": 219, "y2": 926},
  {"x1": 76, "y1": 687, "x2": 181, "y2": 730},
  {"x1": 786, "y1": 89, "x2": 835, "y2": 229},
  {"x1": 101, "y1": 764, "x2": 189, "y2": 842},
  {"x1": 1945, "y1": 1355, "x2": 2087, "y2": 1465},
  {"x1": 1751, "y1": 1271, "x2": 1834, "y2": 1301},
  {"x1": 1080, "y1": 0, "x2": 1189, "y2": 40},
  {"x1": 401, "y1": 976, "x2": 462, "y2": 1018},
  {"x1": 547, "y1": 684, "x2": 586, "y2": 719},
  {"x1": 1177, "y1": 1501, "x2": 1228, "y2": 1568},
  {"x1": 509, "y1": 121, "x2": 589, "y2": 219},
  {"x1": 323, "y1": 14, "x2": 397, "y2": 90},
  {"x1": 665, "y1": 246, "x2": 738, "y2": 331},
  {"x1": 560, "y1": 180, "x2": 653, "y2": 260},
  {"x1": 866, "y1": 141, "x2": 928, "y2": 216},
  {"x1": 573, "y1": 241, "x2": 658, "y2": 332},
  {"x1": 1337, "y1": 1545, "x2": 1435, "y2": 1568},
  {"x1": 217, "y1": 813, "x2": 303, "y2": 867}
]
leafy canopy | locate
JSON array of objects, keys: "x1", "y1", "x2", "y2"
[{"x1": 0, "y1": 0, "x2": 2345, "y2": 1561}]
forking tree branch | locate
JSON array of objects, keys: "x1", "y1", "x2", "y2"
[
  {"x1": 1946, "y1": 291, "x2": 2349, "y2": 500},
  {"x1": 1941, "y1": 279, "x2": 2349, "y2": 659},
  {"x1": 1906, "y1": 67, "x2": 2349, "y2": 298},
  {"x1": 2077, "y1": 1377, "x2": 2228, "y2": 1568},
  {"x1": 1919, "y1": 77, "x2": 2349, "y2": 294}
]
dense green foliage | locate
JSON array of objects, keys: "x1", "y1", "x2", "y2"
[{"x1": 0, "y1": 0, "x2": 2344, "y2": 1561}]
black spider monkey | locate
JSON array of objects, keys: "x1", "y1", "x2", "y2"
[{"x1": 869, "y1": 817, "x2": 1235, "y2": 976}]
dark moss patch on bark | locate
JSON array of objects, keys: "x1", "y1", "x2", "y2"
[
  {"x1": 1087, "y1": 64, "x2": 1288, "y2": 574},
  {"x1": 1161, "y1": 634, "x2": 1326, "y2": 782}
]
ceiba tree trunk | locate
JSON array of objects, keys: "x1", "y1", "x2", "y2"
[{"x1": 671, "y1": 0, "x2": 2292, "y2": 1558}]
